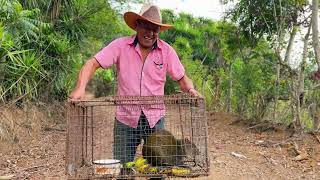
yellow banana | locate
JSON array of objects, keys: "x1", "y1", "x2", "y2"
[
  {"x1": 124, "y1": 161, "x2": 135, "y2": 168},
  {"x1": 134, "y1": 157, "x2": 147, "y2": 168},
  {"x1": 137, "y1": 164, "x2": 150, "y2": 173},
  {"x1": 172, "y1": 168, "x2": 190, "y2": 176},
  {"x1": 148, "y1": 167, "x2": 158, "y2": 173}
]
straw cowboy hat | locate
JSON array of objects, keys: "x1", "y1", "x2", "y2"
[{"x1": 124, "y1": 4, "x2": 173, "y2": 32}]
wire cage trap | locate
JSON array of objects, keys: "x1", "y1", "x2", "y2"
[{"x1": 66, "y1": 94, "x2": 209, "y2": 179}]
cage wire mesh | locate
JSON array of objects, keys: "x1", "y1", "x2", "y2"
[{"x1": 66, "y1": 94, "x2": 209, "y2": 179}]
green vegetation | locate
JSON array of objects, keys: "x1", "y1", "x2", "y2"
[
  {"x1": 0, "y1": 0, "x2": 131, "y2": 102},
  {"x1": 1, "y1": 0, "x2": 319, "y2": 130}
]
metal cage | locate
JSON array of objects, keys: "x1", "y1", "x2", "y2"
[{"x1": 66, "y1": 95, "x2": 209, "y2": 179}]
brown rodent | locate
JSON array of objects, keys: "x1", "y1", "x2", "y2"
[{"x1": 142, "y1": 129, "x2": 199, "y2": 166}]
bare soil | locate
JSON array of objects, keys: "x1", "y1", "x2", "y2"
[
  {"x1": 0, "y1": 108, "x2": 320, "y2": 179},
  {"x1": 203, "y1": 112, "x2": 320, "y2": 180}
]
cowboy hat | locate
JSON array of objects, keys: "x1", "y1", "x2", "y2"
[{"x1": 124, "y1": 4, "x2": 173, "y2": 32}]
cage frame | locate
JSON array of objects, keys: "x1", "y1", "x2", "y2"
[{"x1": 66, "y1": 94, "x2": 210, "y2": 179}]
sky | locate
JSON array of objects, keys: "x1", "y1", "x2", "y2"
[
  {"x1": 154, "y1": 0, "x2": 227, "y2": 21},
  {"x1": 129, "y1": 0, "x2": 228, "y2": 21}
]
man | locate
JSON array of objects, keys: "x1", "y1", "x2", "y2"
[{"x1": 69, "y1": 3, "x2": 201, "y2": 179}]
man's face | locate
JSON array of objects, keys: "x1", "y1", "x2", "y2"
[{"x1": 136, "y1": 20, "x2": 160, "y2": 49}]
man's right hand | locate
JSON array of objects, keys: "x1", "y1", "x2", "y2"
[
  {"x1": 68, "y1": 58, "x2": 101, "y2": 102},
  {"x1": 69, "y1": 88, "x2": 85, "y2": 101}
]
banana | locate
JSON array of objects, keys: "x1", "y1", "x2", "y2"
[
  {"x1": 137, "y1": 164, "x2": 150, "y2": 173},
  {"x1": 125, "y1": 157, "x2": 161, "y2": 175},
  {"x1": 159, "y1": 168, "x2": 172, "y2": 174},
  {"x1": 172, "y1": 168, "x2": 190, "y2": 176},
  {"x1": 148, "y1": 167, "x2": 158, "y2": 173},
  {"x1": 134, "y1": 157, "x2": 147, "y2": 168},
  {"x1": 124, "y1": 161, "x2": 135, "y2": 168}
]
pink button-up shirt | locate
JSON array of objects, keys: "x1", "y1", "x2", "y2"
[{"x1": 94, "y1": 36, "x2": 185, "y2": 128}]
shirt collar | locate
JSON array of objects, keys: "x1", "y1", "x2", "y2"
[{"x1": 128, "y1": 35, "x2": 160, "y2": 50}]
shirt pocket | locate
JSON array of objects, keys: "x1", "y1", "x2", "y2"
[{"x1": 151, "y1": 60, "x2": 166, "y2": 81}]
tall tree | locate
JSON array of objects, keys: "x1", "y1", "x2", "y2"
[
  {"x1": 224, "y1": 0, "x2": 313, "y2": 125},
  {"x1": 311, "y1": 0, "x2": 320, "y2": 70},
  {"x1": 311, "y1": 0, "x2": 320, "y2": 131}
]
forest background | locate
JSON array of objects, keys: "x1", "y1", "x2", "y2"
[{"x1": 1, "y1": 0, "x2": 320, "y2": 132}]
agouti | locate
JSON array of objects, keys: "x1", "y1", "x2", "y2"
[{"x1": 142, "y1": 129, "x2": 199, "y2": 167}]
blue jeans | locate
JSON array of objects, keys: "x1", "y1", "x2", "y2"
[{"x1": 114, "y1": 112, "x2": 165, "y2": 164}]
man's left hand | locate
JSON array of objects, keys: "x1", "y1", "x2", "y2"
[{"x1": 188, "y1": 88, "x2": 203, "y2": 97}]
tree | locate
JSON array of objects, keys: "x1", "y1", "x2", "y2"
[
  {"x1": 224, "y1": 0, "x2": 316, "y2": 127},
  {"x1": 311, "y1": 0, "x2": 320, "y2": 71},
  {"x1": 310, "y1": 0, "x2": 320, "y2": 131}
]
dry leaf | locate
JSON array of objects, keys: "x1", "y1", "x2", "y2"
[
  {"x1": 293, "y1": 153, "x2": 308, "y2": 161},
  {"x1": 230, "y1": 152, "x2": 247, "y2": 159}
]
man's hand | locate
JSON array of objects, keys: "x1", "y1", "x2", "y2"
[
  {"x1": 69, "y1": 88, "x2": 85, "y2": 101},
  {"x1": 178, "y1": 75, "x2": 203, "y2": 97},
  {"x1": 68, "y1": 58, "x2": 100, "y2": 102},
  {"x1": 188, "y1": 88, "x2": 203, "y2": 97}
]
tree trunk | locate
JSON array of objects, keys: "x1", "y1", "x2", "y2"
[
  {"x1": 312, "y1": 0, "x2": 320, "y2": 69},
  {"x1": 284, "y1": 26, "x2": 298, "y2": 63},
  {"x1": 272, "y1": 0, "x2": 286, "y2": 122},
  {"x1": 295, "y1": 25, "x2": 311, "y2": 128},
  {"x1": 311, "y1": 0, "x2": 320, "y2": 131},
  {"x1": 314, "y1": 110, "x2": 320, "y2": 131},
  {"x1": 213, "y1": 74, "x2": 221, "y2": 109},
  {"x1": 274, "y1": 52, "x2": 281, "y2": 121},
  {"x1": 214, "y1": 51, "x2": 224, "y2": 110},
  {"x1": 226, "y1": 64, "x2": 233, "y2": 113}
]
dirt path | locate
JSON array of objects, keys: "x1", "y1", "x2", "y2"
[
  {"x1": 0, "y1": 112, "x2": 319, "y2": 179},
  {"x1": 204, "y1": 112, "x2": 320, "y2": 180}
]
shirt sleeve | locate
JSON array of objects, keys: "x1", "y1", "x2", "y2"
[
  {"x1": 94, "y1": 39, "x2": 120, "y2": 69},
  {"x1": 166, "y1": 46, "x2": 185, "y2": 81}
]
